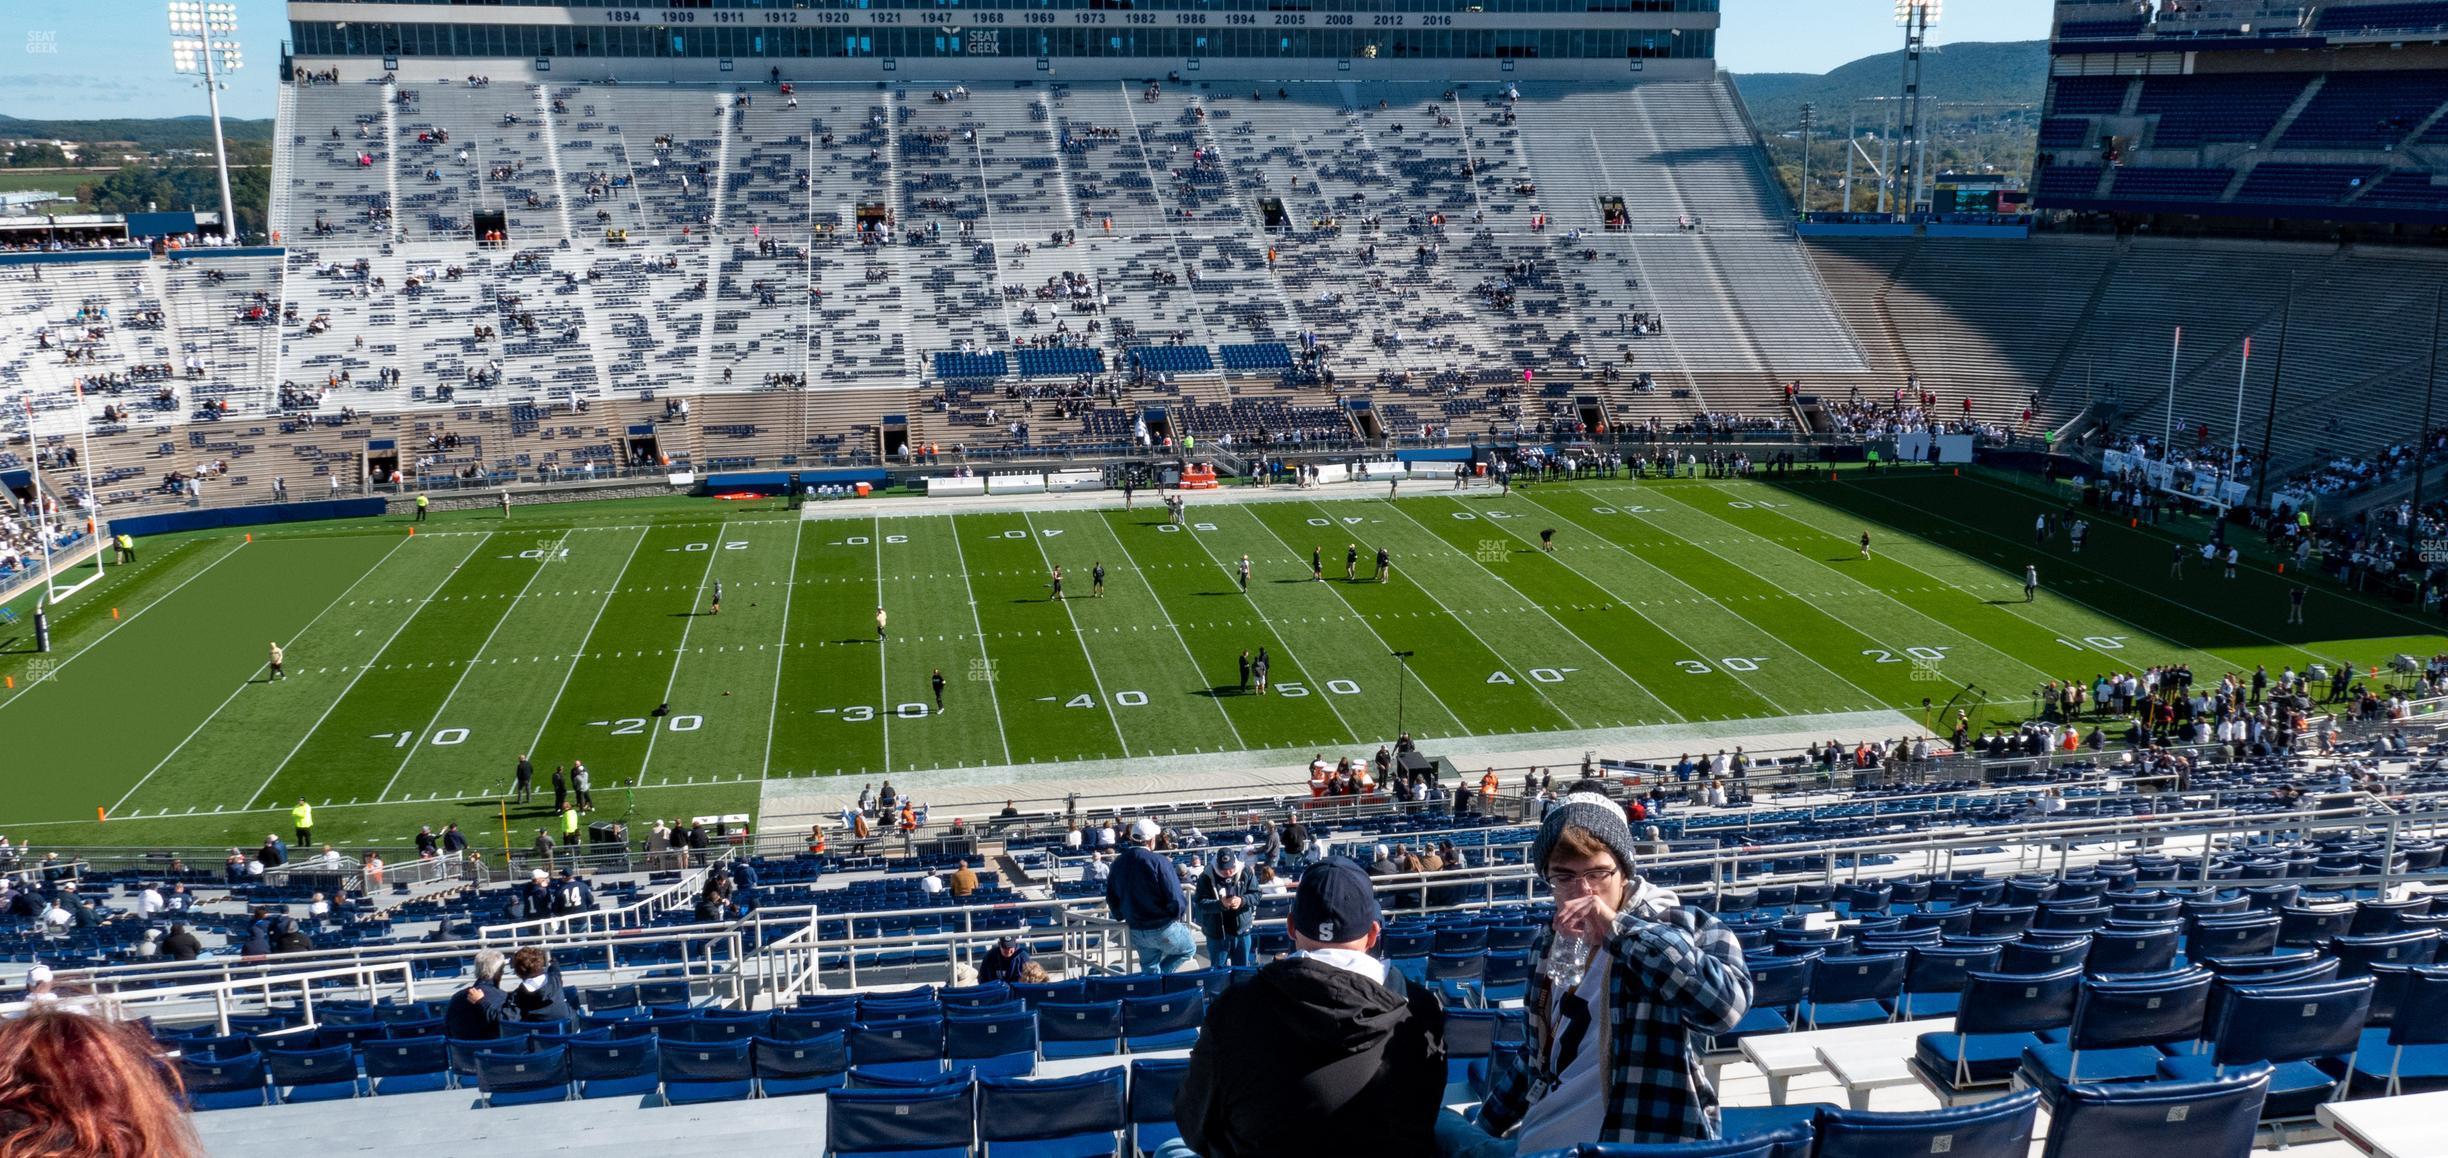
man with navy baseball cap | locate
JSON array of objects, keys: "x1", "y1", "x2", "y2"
[{"x1": 1171, "y1": 856, "x2": 1447, "y2": 1158}]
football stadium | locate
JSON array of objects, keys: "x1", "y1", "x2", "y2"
[{"x1": 6, "y1": 0, "x2": 2448, "y2": 1153}]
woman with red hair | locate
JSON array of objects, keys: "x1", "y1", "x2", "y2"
[{"x1": 0, "y1": 1010, "x2": 200, "y2": 1157}]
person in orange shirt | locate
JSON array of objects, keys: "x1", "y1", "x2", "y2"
[
  {"x1": 1479, "y1": 768, "x2": 1499, "y2": 800},
  {"x1": 898, "y1": 804, "x2": 917, "y2": 833}
]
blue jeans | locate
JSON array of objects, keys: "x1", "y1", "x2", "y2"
[
  {"x1": 1150, "y1": 1140, "x2": 1200, "y2": 1158},
  {"x1": 1433, "y1": 1109, "x2": 1514, "y2": 1158},
  {"x1": 1129, "y1": 922, "x2": 1198, "y2": 974},
  {"x1": 1203, "y1": 925, "x2": 1254, "y2": 968}
]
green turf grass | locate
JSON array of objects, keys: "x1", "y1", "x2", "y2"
[{"x1": 6, "y1": 468, "x2": 2440, "y2": 852}]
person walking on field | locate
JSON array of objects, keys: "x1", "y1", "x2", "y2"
[
  {"x1": 1050, "y1": 565, "x2": 1065, "y2": 601},
  {"x1": 2024, "y1": 564, "x2": 2039, "y2": 603},
  {"x1": 1239, "y1": 649, "x2": 1253, "y2": 694},
  {"x1": 1346, "y1": 543, "x2": 1359, "y2": 581},
  {"x1": 1858, "y1": 531, "x2": 1872, "y2": 561},
  {"x1": 267, "y1": 641, "x2": 287, "y2": 681},
  {"x1": 1092, "y1": 561, "x2": 1106, "y2": 597},
  {"x1": 709, "y1": 579, "x2": 723, "y2": 616},
  {"x1": 932, "y1": 668, "x2": 946, "y2": 714},
  {"x1": 514, "y1": 754, "x2": 534, "y2": 803},
  {"x1": 1376, "y1": 545, "x2": 1391, "y2": 583},
  {"x1": 415, "y1": 493, "x2": 429, "y2": 522},
  {"x1": 572, "y1": 761, "x2": 593, "y2": 811},
  {"x1": 500, "y1": 490, "x2": 512, "y2": 518},
  {"x1": 1312, "y1": 547, "x2": 1324, "y2": 582},
  {"x1": 551, "y1": 765, "x2": 568, "y2": 813},
  {"x1": 2289, "y1": 586, "x2": 2306, "y2": 625},
  {"x1": 876, "y1": 606, "x2": 888, "y2": 641},
  {"x1": 1238, "y1": 554, "x2": 1252, "y2": 593}
]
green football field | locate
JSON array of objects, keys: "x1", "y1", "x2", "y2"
[{"x1": 3, "y1": 468, "x2": 2439, "y2": 854}]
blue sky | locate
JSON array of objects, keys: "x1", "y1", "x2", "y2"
[{"x1": 0, "y1": 0, "x2": 2053, "y2": 122}]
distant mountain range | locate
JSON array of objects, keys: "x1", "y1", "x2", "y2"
[
  {"x1": 1733, "y1": 40, "x2": 2051, "y2": 133},
  {"x1": 0, "y1": 114, "x2": 274, "y2": 152}
]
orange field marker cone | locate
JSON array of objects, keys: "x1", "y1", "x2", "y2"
[
  {"x1": 2129, "y1": 518, "x2": 2138, "y2": 528},
  {"x1": 2278, "y1": 563, "x2": 2286, "y2": 574},
  {"x1": 111, "y1": 607, "x2": 119, "y2": 619},
  {"x1": 245, "y1": 533, "x2": 252, "y2": 543},
  {"x1": 96, "y1": 807, "x2": 106, "y2": 823},
  {"x1": 4, "y1": 676, "x2": 13, "y2": 690},
  {"x1": 408, "y1": 526, "x2": 416, "y2": 537}
]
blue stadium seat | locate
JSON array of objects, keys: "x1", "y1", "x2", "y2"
[
  {"x1": 263, "y1": 1043, "x2": 362, "y2": 1102},
  {"x1": 180, "y1": 1051, "x2": 270, "y2": 1111},
  {"x1": 1810, "y1": 1086, "x2": 2040, "y2": 1158},
  {"x1": 659, "y1": 1038, "x2": 755, "y2": 1105},
  {"x1": 2090, "y1": 923, "x2": 2181, "y2": 976},
  {"x1": 849, "y1": 1017, "x2": 949, "y2": 1082},
  {"x1": 569, "y1": 1036, "x2": 660, "y2": 1100},
  {"x1": 827, "y1": 1076, "x2": 976, "y2": 1158},
  {"x1": 2157, "y1": 976, "x2": 2371, "y2": 1125},
  {"x1": 1014, "y1": 981, "x2": 1088, "y2": 1008},
  {"x1": 1520, "y1": 1123, "x2": 1811, "y2": 1158},
  {"x1": 475, "y1": 1044, "x2": 570, "y2": 1107},
  {"x1": 1901, "y1": 945, "x2": 1998, "y2": 1019},
  {"x1": 1039, "y1": 1001, "x2": 1124, "y2": 1060},
  {"x1": 979, "y1": 1067, "x2": 1128, "y2": 1157},
  {"x1": 1482, "y1": 949, "x2": 1533, "y2": 1005},
  {"x1": 2018, "y1": 969, "x2": 2212, "y2": 1096},
  {"x1": 1912, "y1": 966, "x2": 2082, "y2": 1101},
  {"x1": 948, "y1": 1009, "x2": 1041, "y2": 1078},
  {"x1": 943, "y1": 982, "x2": 1014, "y2": 1009},
  {"x1": 2332, "y1": 930, "x2": 2439, "y2": 976},
  {"x1": 1121, "y1": 993, "x2": 1204, "y2": 1053},
  {"x1": 773, "y1": 1006, "x2": 861, "y2": 1041},
  {"x1": 360, "y1": 1036, "x2": 450, "y2": 1096},
  {"x1": 755, "y1": 1032, "x2": 851, "y2": 1097},
  {"x1": 1803, "y1": 952, "x2": 1905, "y2": 1029},
  {"x1": 2040, "y1": 1066, "x2": 2271, "y2": 1158},
  {"x1": 1128, "y1": 1057, "x2": 1191, "y2": 1158},
  {"x1": 1444, "y1": 1008, "x2": 1505, "y2": 1097}
]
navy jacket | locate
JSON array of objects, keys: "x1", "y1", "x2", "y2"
[
  {"x1": 444, "y1": 983, "x2": 509, "y2": 1040},
  {"x1": 1104, "y1": 845, "x2": 1185, "y2": 931}
]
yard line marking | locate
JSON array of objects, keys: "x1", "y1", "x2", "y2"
[
  {"x1": 874, "y1": 516, "x2": 893, "y2": 772},
  {"x1": 638, "y1": 518, "x2": 730, "y2": 783},
  {"x1": 1901, "y1": 474, "x2": 2334, "y2": 665},
  {"x1": 0, "y1": 539, "x2": 246, "y2": 714},
  {"x1": 114, "y1": 534, "x2": 421, "y2": 815},
  {"x1": 1226, "y1": 504, "x2": 1472, "y2": 738},
  {"x1": 243, "y1": 532, "x2": 499, "y2": 811},
  {"x1": 369, "y1": 529, "x2": 568, "y2": 804},
  {"x1": 522, "y1": 527, "x2": 653, "y2": 767},
  {"x1": 1120, "y1": 507, "x2": 1367, "y2": 743},
  {"x1": 1362, "y1": 501, "x2": 1598, "y2": 729},
  {"x1": 1022, "y1": 512, "x2": 1132, "y2": 758},
  {"x1": 1508, "y1": 492, "x2": 1886, "y2": 713},
  {"x1": 942, "y1": 514, "x2": 1014, "y2": 767},
  {"x1": 758, "y1": 519, "x2": 806, "y2": 781},
  {"x1": 1656, "y1": 484, "x2": 2068, "y2": 689},
  {"x1": 1065, "y1": 511, "x2": 1245, "y2": 750}
]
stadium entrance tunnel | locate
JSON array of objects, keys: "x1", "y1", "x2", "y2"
[
  {"x1": 473, "y1": 208, "x2": 508, "y2": 247},
  {"x1": 625, "y1": 425, "x2": 663, "y2": 468},
  {"x1": 1260, "y1": 197, "x2": 1289, "y2": 231},
  {"x1": 1601, "y1": 196, "x2": 1629, "y2": 229},
  {"x1": 881, "y1": 415, "x2": 910, "y2": 460}
]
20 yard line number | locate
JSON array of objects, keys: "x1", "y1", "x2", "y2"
[
  {"x1": 1863, "y1": 646, "x2": 1952, "y2": 664},
  {"x1": 590, "y1": 715, "x2": 705, "y2": 734}
]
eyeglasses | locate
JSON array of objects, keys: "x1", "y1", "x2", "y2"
[{"x1": 1544, "y1": 866, "x2": 1621, "y2": 892}]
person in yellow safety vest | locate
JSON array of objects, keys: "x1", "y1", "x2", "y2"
[
  {"x1": 560, "y1": 804, "x2": 582, "y2": 847},
  {"x1": 292, "y1": 799, "x2": 314, "y2": 845},
  {"x1": 414, "y1": 493, "x2": 430, "y2": 522},
  {"x1": 114, "y1": 533, "x2": 135, "y2": 564}
]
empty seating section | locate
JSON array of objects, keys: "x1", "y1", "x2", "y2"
[
  {"x1": 2111, "y1": 167, "x2": 2238, "y2": 202},
  {"x1": 2236, "y1": 164, "x2": 2384, "y2": 205},
  {"x1": 2049, "y1": 76, "x2": 2132, "y2": 117},
  {"x1": 2058, "y1": 16, "x2": 2148, "y2": 39},
  {"x1": 2359, "y1": 171, "x2": 2448, "y2": 211},
  {"x1": 2315, "y1": 2, "x2": 2448, "y2": 34},
  {"x1": 2039, "y1": 117, "x2": 2093, "y2": 148},
  {"x1": 2138, "y1": 74, "x2": 2311, "y2": 148},
  {"x1": 2033, "y1": 164, "x2": 2106, "y2": 202},
  {"x1": 2278, "y1": 71, "x2": 2448, "y2": 149}
]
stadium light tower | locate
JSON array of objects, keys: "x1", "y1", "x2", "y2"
[
  {"x1": 168, "y1": 1, "x2": 244, "y2": 242},
  {"x1": 1894, "y1": 0, "x2": 1939, "y2": 215}
]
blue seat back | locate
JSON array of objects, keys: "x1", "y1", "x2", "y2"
[
  {"x1": 849, "y1": 1017, "x2": 948, "y2": 1066},
  {"x1": 2333, "y1": 931, "x2": 2440, "y2": 977},
  {"x1": 942, "y1": 982, "x2": 1014, "y2": 1009},
  {"x1": 1012, "y1": 981, "x2": 1088, "y2": 1008},
  {"x1": 2388, "y1": 966, "x2": 2448, "y2": 1047},
  {"x1": 1955, "y1": 967, "x2": 2083, "y2": 1036},
  {"x1": 2208, "y1": 977, "x2": 2374, "y2": 1069},
  {"x1": 360, "y1": 1036, "x2": 446, "y2": 1081},
  {"x1": 754, "y1": 1032, "x2": 849, "y2": 1082},
  {"x1": 263, "y1": 1043, "x2": 358, "y2": 1089},
  {"x1": 2001, "y1": 936, "x2": 2091, "y2": 974},
  {"x1": 978, "y1": 1067, "x2": 1128, "y2": 1149},
  {"x1": 773, "y1": 1007, "x2": 860, "y2": 1041},
  {"x1": 1742, "y1": 954, "x2": 1812, "y2": 1011},
  {"x1": 947, "y1": 1011, "x2": 1041, "y2": 1062},
  {"x1": 1907, "y1": 945, "x2": 1999, "y2": 996},
  {"x1": 1037, "y1": 1001, "x2": 1124, "y2": 1043},
  {"x1": 475, "y1": 1044, "x2": 569, "y2": 1095},
  {"x1": 568, "y1": 1036, "x2": 659, "y2": 1081},
  {"x1": 1812, "y1": 1086, "x2": 2040, "y2": 1158},
  {"x1": 827, "y1": 1078, "x2": 976, "y2": 1156},
  {"x1": 2042, "y1": 1065, "x2": 2270, "y2": 1158},
  {"x1": 1520, "y1": 1126, "x2": 1807, "y2": 1157},
  {"x1": 1121, "y1": 993, "x2": 1204, "y2": 1042},
  {"x1": 1808, "y1": 952, "x2": 1907, "y2": 1005},
  {"x1": 2089, "y1": 923, "x2": 2181, "y2": 975},
  {"x1": 1128, "y1": 1056, "x2": 1190, "y2": 1125},
  {"x1": 2068, "y1": 971, "x2": 2213, "y2": 1052},
  {"x1": 660, "y1": 1037, "x2": 754, "y2": 1081}
]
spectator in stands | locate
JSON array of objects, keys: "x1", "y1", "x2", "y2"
[
  {"x1": 1173, "y1": 856, "x2": 1445, "y2": 1158},
  {"x1": 551, "y1": 869, "x2": 596, "y2": 915},
  {"x1": 513, "y1": 868, "x2": 554, "y2": 921},
  {"x1": 1107, "y1": 819, "x2": 1195, "y2": 974},
  {"x1": 976, "y1": 936, "x2": 1033, "y2": 986},
  {"x1": 1193, "y1": 848, "x2": 1258, "y2": 967},
  {"x1": 948, "y1": 859, "x2": 980, "y2": 898},
  {"x1": 0, "y1": 1009, "x2": 203, "y2": 1157},
  {"x1": 158, "y1": 923, "x2": 201, "y2": 963},
  {"x1": 505, "y1": 947, "x2": 572, "y2": 1024},
  {"x1": 1439, "y1": 796, "x2": 1752, "y2": 1154},
  {"x1": 445, "y1": 950, "x2": 512, "y2": 1040},
  {"x1": 257, "y1": 835, "x2": 287, "y2": 869}
]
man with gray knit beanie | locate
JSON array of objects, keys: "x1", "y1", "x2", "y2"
[{"x1": 1436, "y1": 792, "x2": 1752, "y2": 1154}]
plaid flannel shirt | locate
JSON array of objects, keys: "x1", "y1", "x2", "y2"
[{"x1": 1476, "y1": 887, "x2": 1752, "y2": 1145}]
